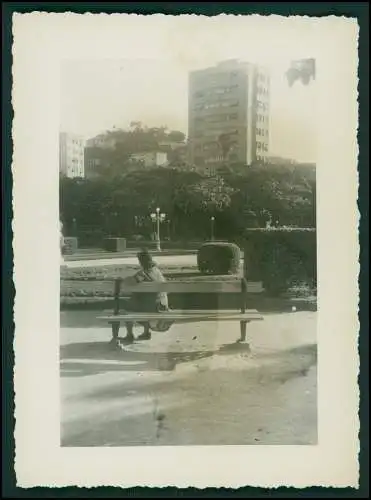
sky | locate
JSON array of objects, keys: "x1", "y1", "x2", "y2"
[{"x1": 60, "y1": 20, "x2": 317, "y2": 163}]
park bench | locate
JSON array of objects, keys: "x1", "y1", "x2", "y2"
[{"x1": 81, "y1": 277, "x2": 265, "y2": 344}]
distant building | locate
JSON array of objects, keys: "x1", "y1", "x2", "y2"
[
  {"x1": 59, "y1": 132, "x2": 85, "y2": 178},
  {"x1": 86, "y1": 134, "x2": 116, "y2": 150},
  {"x1": 188, "y1": 60, "x2": 270, "y2": 173},
  {"x1": 158, "y1": 140, "x2": 186, "y2": 151},
  {"x1": 266, "y1": 156, "x2": 299, "y2": 165},
  {"x1": 130, "y1": 151, "x2": 168, "y2": 168},
  {"x1": 84, "y1": 157, "x2": 102, "y2": 179}
]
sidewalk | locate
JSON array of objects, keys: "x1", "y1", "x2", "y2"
[
  {"x1": 64, "y1": 249, "x2": 198, "y2": 262},
  {"x1": 60, "y1": 310, "x2": 317, "y2": 447},
  {"x1": 64, "y1": 253, "x2": 198, "y2": 269}
]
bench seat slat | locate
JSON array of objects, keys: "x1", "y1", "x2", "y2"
[
  {"x1": 165, "y1": 309, "x2": 260, "y2": 315},
  {"x1": 61, "y1": 280, "x2": 264, "y2": 294},
  {"x1": 98, "y1": 312, "x2": 263, "y2": 322},
  {"x1": 61, "y1": 280, "x2": 113, "y2": 294},
  {"x1": 120, "y1": 281, "x2": 263, "y2": 293}
]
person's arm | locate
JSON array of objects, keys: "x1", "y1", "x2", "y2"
[
  {"x1": 121, "y1": 270, "x2": 144, "y2": 286},
  {"x1": 152, "y1": 267, "x2": 169, "y2": 310},
  {"x1": 152, "y1": 267, "x2": 166, "y2": 282}
]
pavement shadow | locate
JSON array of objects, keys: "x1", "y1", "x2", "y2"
[
  {"x1": 60, "y1": 339, "x2": 317, "y2": 379},
  {"x1": 60, "y1": 341, "x2": 216, "y2": 376},
  {"x1": 59, "y1": 339, "x2": 256, "y2": 377}
]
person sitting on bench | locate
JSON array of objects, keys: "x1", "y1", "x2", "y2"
[{"x1": 119, "y1": 249, "x2": 171, "y2": 344}]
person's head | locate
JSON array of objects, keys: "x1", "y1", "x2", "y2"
[{"x1": 137, "y1": 249, "x2": 155, "y2": 270}]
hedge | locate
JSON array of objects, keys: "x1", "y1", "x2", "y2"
[{"x1": 243, "y1": 228, "x2": 316, "y2": 295}]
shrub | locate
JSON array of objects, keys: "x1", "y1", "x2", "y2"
[
  {"x1": 260, "y1": 243, "x2": 307, "y2": 295},
  {"x1": 243, "y1": 228, "x2": 316, "y2": 295},
  {"x1": 103, "y1": 238, "x2": 127, "y2": 252},
  {"x1": 63, "y1": 237, "x2": 78, "y2": 255},
  {"x1": 197, "y1": 242, "x2": 241, "y2": 275}
]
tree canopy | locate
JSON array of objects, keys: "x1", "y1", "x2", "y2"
[
  {"x1": 60, "y1": 161, "x2": 316, "y2": 242},
  {"x1": 85, "y1": 125, "x2": 188, "y2": 177}
]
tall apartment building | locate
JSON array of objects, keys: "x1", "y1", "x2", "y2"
[
  {"x1": 59, "y1": 132, "x2": 85, "y2": 178},
  {"x1": 188, "y1": 60, "x2": 270, "y2": 170}
]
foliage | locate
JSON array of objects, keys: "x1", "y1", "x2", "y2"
[
  {"x1": 244, "y1": 228, "x2": 317, "y2": 295},
  {"x1": 60, "y1": 161, "x2": 316, "y2": 244},
  {"x1": 85, "y1": 124, "x2": 187, "y2": 177},
  {"x1": 286, "y1": 59, "x2": 316, "y2": 86},
  {"x1": 197, "y1": 242, "x2": 241, "y2": 275}
]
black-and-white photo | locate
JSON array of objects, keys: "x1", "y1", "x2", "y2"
[
  {"x1": 59, "y1": 54, "x2": 317, "y2": 447},
  {"x1": 11, "y1": 9, "x2": 361, "y2": 489}
]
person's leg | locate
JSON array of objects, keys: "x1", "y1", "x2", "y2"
[
  {"x1": 119, "y1": 298, "x2": 135, "y2": 344},
  {"x1": 136, "y1": 322, "x2": 151, "y2": 341},
  {"x1": 123, "y1": 321, "x2": 135, "y2": 343}
]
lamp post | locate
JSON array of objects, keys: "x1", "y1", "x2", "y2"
[
  {"x1": 72, "y1": 217, "x2": 77, "y2": 237},
  {"x1": 210, "y1": 216, "x2": 215, "y2": 241},
  {"x1": 150, "y1": 207, "x2": 166, "y2": 251}
]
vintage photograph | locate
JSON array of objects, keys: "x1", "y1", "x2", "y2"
[
  {"x1": 59, "y1": 54, "x2": 317, "y2": 447},
  {"x1": 11, "y1": 10, "x2": 361, "y2": 488}
]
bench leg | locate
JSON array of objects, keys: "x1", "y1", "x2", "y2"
[
  {"x1": 111, "y1": 321, "x2": 120, "y2": 341},
  {"x1": 239, "y1": 320, "x2": 248, "y2": 343}
]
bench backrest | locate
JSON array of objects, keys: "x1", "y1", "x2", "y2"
[{"x1": 61, "y1": 277, "x2": 264, "y2": 316}]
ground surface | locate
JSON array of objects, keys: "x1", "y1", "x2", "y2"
[
  {"x1": 64, "y1": 254, "x2": 198, "y2": 269},
  {"x1": 60, "y1": 310, "x2": 317, "y2": 447}
]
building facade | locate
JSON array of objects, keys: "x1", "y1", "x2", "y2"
[
  {"x1": 85, "y1": 134, "x2": 116, "y2": 150},
  {"x1": 130, "y1": 151, "x2": 168, "y2": 168},
  {"x1": 59, "y1": 132, "x2": 85, "y2": 178},
  {"x1": 188, "y1": 60, "x2": 270, "y2": 171}
]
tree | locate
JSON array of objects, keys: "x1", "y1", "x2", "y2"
[
  {"x1": 85, "y1": 123, "x2": 187, "y2": 177},
  {"x1": 167, "y1": 130, "x2": 186, "y2": 143},
  {"x1": 286, "y1": 58, "x2": 316, "y2": 87},
  {"x1": 60, "y1": 160, "x2": 316, "y2": 242}
]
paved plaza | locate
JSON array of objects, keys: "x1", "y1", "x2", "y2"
[
  {"x1": 64, "y1": 253, "x2": 198, "y2": 269},
  {"x1": 60, "y1": 310, "x2": 317, "y2": 447}
]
